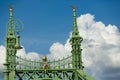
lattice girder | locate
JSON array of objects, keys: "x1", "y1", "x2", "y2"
[{"x1": 16, "y1": 69, "x2": 75, "y2": 80}]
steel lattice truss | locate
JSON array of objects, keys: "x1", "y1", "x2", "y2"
[
  {"x1": 15, "y1": 55, "x2": 73, "y2": 80},
  {"x1": 16, "y1": 69, "x2": 74, "y2": 80}
]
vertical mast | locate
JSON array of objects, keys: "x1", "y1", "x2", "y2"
[
  {"x1": 8, "y1": 6, "x2": 15, "y2": 37},
  {"x1": 4, "y1": 6, "x2": 16, "y2": 80},
  {"x1": 70, "y1": 6, "x2": 83, "y2": 69},
  {"x1": 4, "y1": 6, "x2": 23, "y2": 80},
  {"x1": 72, "y1": 6, "x2": 79, "y2": 36}
]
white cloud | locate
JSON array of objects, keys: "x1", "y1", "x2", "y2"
[
  {"x1": 47, "y1": 39, "x2": 71, "y2": 60},
  {"x1": 77, "y1": 13, "x2": 120, "y2": 79},
  {"x1": 47, "y1": 13, "x2": 120, "y2": 80},
  {"x1": 0, "y1": 45, "x2": 6, "y2": 70},
  {"x1": 16, "y1": 47, "x2": 41, "y2": 61},
  {"x1": 0, "y1": 13, "x2": 120, "y2": 80}
]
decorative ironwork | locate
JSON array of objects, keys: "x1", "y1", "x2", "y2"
[{"x1": 3, "y1": 6, "x2": 95, "y2": 80}]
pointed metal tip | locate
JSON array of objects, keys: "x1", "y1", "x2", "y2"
[
  {"x1": 10, "y1": 6, "x2": 13, "y2": 11},
  {"x1": 70, "y1": 6, "x2": 79, "y2": 9},
  {"x1": 8, "y1": 5, "x2": 15, "y2": 11},
  {"x1": 9, "y1": 6, "x2": 13, "y2": 9}
]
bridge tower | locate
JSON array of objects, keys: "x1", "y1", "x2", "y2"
[
  {"x1": 69, "y1": 6, "x2": 84, "y2": 80},
  {"x1": 70, "y1": 6, "x2": 83, "y2": 70},
  {"x1": 3, "y1": 6, "x2": 22, "y2": 80}
]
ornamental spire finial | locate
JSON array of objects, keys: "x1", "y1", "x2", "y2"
[
  {"x1": 71, "y1": 6, "x2": 79, "y2": 37},
  {"x1": 7, "y1": 6, "x2": 15, "y2": 36},
  {"x1": 9, "y1": 6, "x2": 13, "y2": 17}
]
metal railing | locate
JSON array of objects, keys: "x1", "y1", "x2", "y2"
[{"x1": 16, "y1": 55, "x2": 72, "y2": 70}]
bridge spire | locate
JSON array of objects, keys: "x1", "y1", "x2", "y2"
[
  {"x1": 71, "y1": 6, "x2": 79, "y2": 36},
  {"x1": 7, "y1": 6, "x2": 15, "y2": 37},
  {"x1": 4, "y1": 6, "x2": 22, "y2": 80},
  {"x1": 70, "y1": 6, "x2": 83, "y2": 69}
]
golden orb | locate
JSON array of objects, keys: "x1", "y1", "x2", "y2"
[{"x1": 42, "y1": 56, "x2": 47, "y2": 61}]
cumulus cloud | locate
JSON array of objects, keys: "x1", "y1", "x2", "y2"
[
  {"x1": 77, "y1": 14, "x2": 120, "y2": 80},
  {"x1": 16, "y1": 47, "x2": 41, "y2": 61},
  {"x1": 0, "y1": 13, "x2": 120, "y2": 80},
  {"x1": 47, "y1": 39, "x2": 71, "y2": 60},
  {"x1": 0, "y1": 45, "x2": 6, "y2": 70},
  {"x1": 48, "y1": 13, "x2": 120, "y2": 80}
]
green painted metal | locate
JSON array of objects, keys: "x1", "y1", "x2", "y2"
[
  {"x1": 70, "y1": 6, "x2": 83, "y2": 70},
  {"x1": 33, "y1": 78, "x2": 58, "y2": 80},
  {"x1": 3, "y1": 6, "x2": 95, "y2": 80},
  {"x1": 3, "y1": 6, "x2": 22, "y2": 80}
]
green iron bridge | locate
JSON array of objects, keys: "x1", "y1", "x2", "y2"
[{"x1": 3, "y1": 6, "x2": 96, "y2": 80}]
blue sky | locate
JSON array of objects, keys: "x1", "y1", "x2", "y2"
[
  {"x1": 0, "y1": 0, "x2": 120, "y2": 54},
  {"x1": 0, "y1": 0, "x2": 120, "y2": 80}
]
